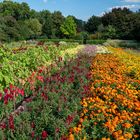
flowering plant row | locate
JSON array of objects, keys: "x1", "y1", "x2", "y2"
[
  {"x1": 71, "y1": 51, "x2": 140, "y2": 140},
  {"x1": 0, "y1": 45, "x2": 97, "y2": 139}
]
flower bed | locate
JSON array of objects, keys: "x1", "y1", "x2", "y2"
[
  {"x1": 72, "y1": 53, "x2": 140, "y2": 139},
  {"x1": 0, "y1": 45, "x2": 97, "y2": 139}
]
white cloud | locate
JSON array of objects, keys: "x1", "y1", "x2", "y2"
[
  {"x1": 98, "y1": 12, "x2": 106, "y2": 17},
  {"x1": 124, "y1": 0, "x2": 140, "y2": 2},
  {"x1": 109, "y1": 4, "x2": 140, "y2": 10}
]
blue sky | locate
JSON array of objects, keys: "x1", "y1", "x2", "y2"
[{"x1": 1, "y1": 0, "x2": 140, "y2": 20}]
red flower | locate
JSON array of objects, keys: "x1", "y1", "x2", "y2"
[
  {"x1": 41, "y1": 130, "x2": 48, "y2": 139},
  {"x1": 18, "y1": 89, "x2": 24, "y2": 96},
  {"x1": 41, "y1": 93, "x2": 48, "y2": 101},
  {"x1": 4, "y1": 94, "x2": 13, "y2": 105},
  {"x1": 0, "y1": 93, "x2": 2, "y2": 100},
  {"x1": 66, "y1": 115, "x2": 73, "y2": 125},
  {"x1": 31, "y1": 131, "x2": 35, "y2": 138},
  {"x1": 31, "y1": 122, "x2": 35, "y2": 128},
  {"x1": 37, "y1": 76, "x2": 44, "y2": 82},
  {"x1": 38, "y1": 69, "x2": 43, "y2": 73},
  {"x1": 61, "y1": 135, "x2": 68, "y2": 140},
  {"x1": 8, "y1": 115, "x2": 14, "y2": 130},
  {"x1": 55, "y1": 127, "x2": 60, "y2": 133},
  {"x1": 0, "y1": 123, "x2": 6, "y2": 130},
  {"x1": 4, "y1": 88, "x2": 9, "y2": 94}
]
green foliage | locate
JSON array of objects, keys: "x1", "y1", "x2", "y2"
[
  {"x1": 60, "y1": 16, "x2": 77, "y2": 38},
  {"x1": 104, "y1": 39, "x2": 140, "y2": 49},
  {"x1": 25, "y1": 18, "x2": 42, "y2": 38},
  {"x1": 0, "y1": 0, "x2": 140, "y2": 42},
  {"x1": 132, "y1": 13, "x2": 140, "y2": 41},
  {"x1": 0, "y1": 0, "x2": 30, "y2": 20},
  {"x1": 52, "y1": 11, "x2": 64, "y2": 38},
  {"x1": 0, "y1": 46, "x2": 92, "y2": 139},
  {"x1": 86, "y1": 39, "x2": 106, "y2": 45},
  {"x1": 0, "y1": 42, "x2": 78, "y2": 92},
  {"x1": 101, "y1": 8, "x2": 139, "y2": 40},
  {"x1": 85, "y1": 16, "x2": 101, "y2": 33},
  {"x1": 102, "y1": 25, "x2": 117, "y2": 39}
]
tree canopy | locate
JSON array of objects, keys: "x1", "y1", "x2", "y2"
[
  {"x1": 60, "y1": 16, "x2": 77, "y2": 38},
  {"x1": 0, "y1": 0, "x2": 139, "y2": 42}
]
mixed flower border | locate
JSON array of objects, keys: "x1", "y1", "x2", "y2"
[{"x1": 0, "y1": 45, "x2": 140, "y2": 140}]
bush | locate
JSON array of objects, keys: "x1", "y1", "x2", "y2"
[
  {"x1": 104, "y1": 39, "x2": 140, "y2": 49},
  {"x1": 87, "y1": 40, "x2": 106, "y2": 45}
]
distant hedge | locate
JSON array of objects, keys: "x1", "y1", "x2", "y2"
[{"x1": 37, "y1": 38, "x2": 106, "y2": 45}]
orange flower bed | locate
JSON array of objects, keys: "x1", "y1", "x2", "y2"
[{"x1": 70, "y1": 54, "x2": 140, "y2": 140}]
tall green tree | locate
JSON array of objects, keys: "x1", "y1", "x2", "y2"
[
  {"x1": 25, "y1": 18, "x2": 42, "y2": 38},
  {"x1": 68, "y1": 16, "x2": 85, "y2": 32},
  {"x1": 132, "y1": 13, "x2": 140, "y2": 41},
  {"x1": 39, "y1": 10, "x2": 53, "y2": 38},
  {"x1": 0, "y1": 1, "x2": 31, "y2": 20},
  {"x1": 60, "y1": 16, "x2": 77, "y2": 38},
  {"x1": 102, "y1": 25, "x2": 117, "y2": 39},
  {"x1": 52, "y1": 11, "x2": 64, "y2": 38},
  {"x1": 1, "y1": 16, "x2": 20, "y2": 41},
  {"x1": 0, "y1": 16, "x2": 7, "y2": 41},
  {"x1": 102, "y1": 8, "x2": 133, "y2": 39},
  {"x1": 85, "y1": 16, "x2": 101, "y2": 33}
]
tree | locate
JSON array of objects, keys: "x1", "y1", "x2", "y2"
[
  {"x1": 102, "y1": 8, "x2": 133, "y2": 39},
  {"x1": 60, "y1": 16, "x2": 77, "y2": 38},
  {"x1": 25, "y1": 18, "x2": 42, "y2": 38},
  {"x1": 132, "y1": 13, "x2": 140, "y2": 41},
  {"x1": 97, "y1": 24, "x2": 105, "y2": 33},
  {"x1": 0, "y1": 16, "x2": 7, "y2": 41},
  {"x1": 0, "y1": 1, "x2": 31, "y2": 20},
  {"x1": 1, "y1": 16, "x2": 20, "y2": 41},
  {"x1": 17, "y1": 21, "x2": 31, "y2": 40},
  {"x1": 102, "y1": 25, "x2": 117, "y2": 39},
  {"x1": 68, "y1": 16, "x2": 85, "y2": 32},
  {"x1": 52, "y1": 11, "x2": 64, "y2": 38},
  {"x1": 39, "y1": 10, "x2": 53, "y2": 38},
  {"x1": 85, "y1": 16, "x2": 101, "y2": 33}
]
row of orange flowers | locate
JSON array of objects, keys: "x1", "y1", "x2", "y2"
[{"x1": 68, "y1": 53, "x2": 140, "y2": 140}]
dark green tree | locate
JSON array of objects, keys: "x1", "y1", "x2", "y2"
[
  {"x1": 102, "y1": 8, "x2": 133, "y2": 39},
  {"x1": 85, "y1": 16, "x2": 101, "y2": 33},
  {"x1": 52, "y1": 11, "x2": 64, "y2": 38},
  {"x1": 39, "y1": 10, "x2": 53, "y2": 38}
]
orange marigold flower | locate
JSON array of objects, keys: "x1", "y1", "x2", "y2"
[
  {"x1": 124, "y1": 133, "x2": 132, "y2": 139},
  {"x1": 68, "y1": 134, "x2": 75, "y2": 140},
  {"x1": 122, "y1": 123, "x2": 132, "y2": 128}
]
